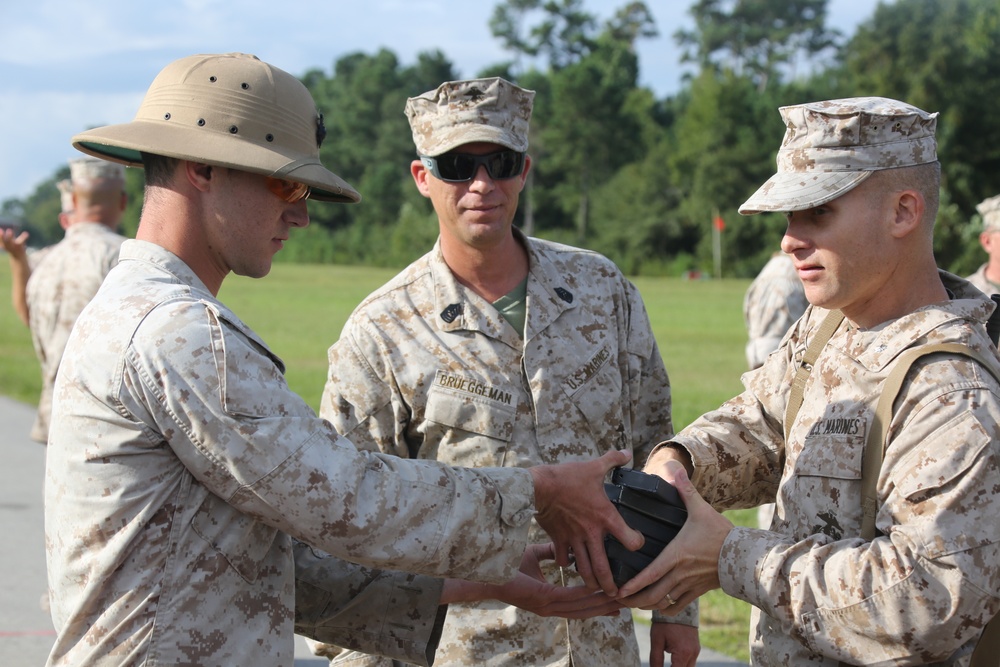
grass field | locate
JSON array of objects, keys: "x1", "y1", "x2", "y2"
[{"x1": 0, "y1": 259, "x2": 756, "y2": 662}]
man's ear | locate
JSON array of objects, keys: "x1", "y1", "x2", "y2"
[
  {"x1": 185, "y1": 162, "x2": 214, "y2": 193},
  {"x1": 410, "y1": 159, "x2": 432, "y2": 198},
  {"x1": 520, "y1": 154, "x2": 532, "y2": 185},
  {"x1": 890, "y1": 189, "x2": 925, "y2": 239}
]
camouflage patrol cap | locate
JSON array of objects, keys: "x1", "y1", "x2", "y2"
[
  {"x1": 69, "y1": 157, "x2": 125, "y2": 188},
  {"x1": 405, "y1": 77, "x2": 534, "y2": 156},
  {"x1": 71, "y1": 52, "x2": 360, "y2": 203},
  {"x1": 740, "y1": 97, "x2": 938, "y2": 214},
  {"x1": 56, "y1": 179, "x2": 74, "y2": 213},
  {"x1": 977, "y1": 195, "x2": 1000, "y2": 232}
]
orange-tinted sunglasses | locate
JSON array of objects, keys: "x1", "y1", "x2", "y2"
[{"x1": 265, "y1": 176, "x2": 311, "y2": 203}]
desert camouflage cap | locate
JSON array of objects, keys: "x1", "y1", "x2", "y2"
[
  {"x1": 56, "y1": 179, "x2": 74, "y2": 213},
  {"x1": 405, "y1": 77, "x2": 534, "y2": 156},
  {"x1": 977, "y1": 194, "x2": 1000, "y2": 232},
  {"x1": 71, "y1": 52, "x2": 360, "y2": 203},
  {"x1": 740, "y1": 97, "x2": 938, "y2": 214},
  {"x1": 69, "y1": 157, "x2": 126, "y2": 188}
]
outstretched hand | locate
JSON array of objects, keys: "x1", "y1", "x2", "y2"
[
  {"x1": 495, "y1": 543, "x2": 624, "y2": 618},
  {"x1": 617, "y1": 460, "x2": 732, "y2": 611},
  {"x1": 441, "y1": 543, "x2": 623, "y2": 619},
  {"x1": 530, "y1": 449, "x2": 644, "y2": 595}
]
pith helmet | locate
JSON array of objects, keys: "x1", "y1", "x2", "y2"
[{"x1": 72, "y1": 52, "x2": 359, "y2": 203}]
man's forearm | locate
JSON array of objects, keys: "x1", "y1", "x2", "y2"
[
  {"x1": 7, "y1": 255, "x2": 30, "y2": 326},
  {"x1": 645, "y1": 443, "x2": 694, "y2": 477}
]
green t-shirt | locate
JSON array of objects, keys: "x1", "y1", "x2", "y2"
[{"x1": 492, "y1": 276, "x2": 528, "y2": 335}]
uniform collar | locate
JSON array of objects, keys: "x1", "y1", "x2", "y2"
[
  {"x1": 426, "y1": 228, "x2": 580, "y2": 346},
  {"x1": 823, "y1": 270, "x2": 996, "y2": 371}
]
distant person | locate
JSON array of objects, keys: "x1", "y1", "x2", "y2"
[
  {"x1": 628, "y1": 97, "x2": 1000, "y2": 665},
  {"x1": 966, "y1": 194, "x2": 1000, "y2": 295},
  {"x1": 743, "y1": 252, "x2": 808, "y2": 371},
  {"x1": 1, "y1": 178, "x2": 76, "y2": 327},
  {"x1": 1, "y1": 158, "x2": 127, "y2": 443},
  {"x1": 44, "y1": 52, "x2": 640, "y2": 667},
  {"x1": 742, "y1": 251, "x2": 807, "y2": 528},
  {"x1": 313, "y1": 76, "x2": 690, "y2": 667}
]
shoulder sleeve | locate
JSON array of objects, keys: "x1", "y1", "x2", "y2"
[{"x1": 124, "y1": 299, "x2": 535, "y2": 584}]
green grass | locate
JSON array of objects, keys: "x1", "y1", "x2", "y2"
[{"x1": 0, "y1": 260, "x2": 756, "y2": 663}]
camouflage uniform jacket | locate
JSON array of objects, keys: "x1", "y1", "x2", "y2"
[
  {"x1": 321, "y1": 231, "x2": 675, "y2": 667},
  {"x1": 25, "y1": 221, "x2": 125, "y2": 442},
  {"x1": 668, "y1": 271, "x2": 1000, "y2": 666},
  {"x1": 43, "y1": 240, "x2": 536, "y2": 667},
  {"x1": 743, "y1": 253, "x2": 808, "y2": 369},
  {"x1": 965, "y1": 263, "x2": 1000, "y2": 297}
]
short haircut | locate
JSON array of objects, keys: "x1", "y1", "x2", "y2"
[
  {"x1": 869, "y1": 161, "x2": 941, "y2": 226},
  {"x1": 141, "y1": 153, "x2": 179, "y2": 188}
]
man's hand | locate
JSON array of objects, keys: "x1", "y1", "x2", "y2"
[
  {"x1": 2, "y1": 228, "x2": 32, "y2": 326},
  {"x1": 530, "y1": 449, "x2": 644, "y2": 596},
  {"x1": 1, "y1": 228, "x2": 29, "y2": 260},
  {"x1": 649, "y1": 622, "x2": 700, "y2": 667},
  {"x1": 643, "y1": 445, "x2": 693, "y2": 479},
  {"x1": 617, "y1": 460, "x2": 732, "y2": 609},
  {"x1": 441, "y1": 543, "x2": 624, "y2": 619}
]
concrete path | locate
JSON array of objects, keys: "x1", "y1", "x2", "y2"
[{"x1": 0, "y1": 395, "x2": 745, "y2": 666}]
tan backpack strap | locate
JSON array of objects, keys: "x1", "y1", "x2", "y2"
[
  {"x1": 860, "y1": 343, "x2": 1000, "y2": 540},
  {"x1": 785, "y1": 310, "x2": 845, "y2": 441},
  {"x1": 854, "y1": 342, "x2": 1000, "y2": 667}
]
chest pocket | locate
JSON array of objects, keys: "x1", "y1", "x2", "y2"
[
  {"x1": 787, "y1": 431, "x2": 865, "y2": 539},
  {"x1": 562, "y1": 344, "x2": 625, "y2": 443},
  {"x1": 423, "y1": 373, "x2": 516, "y2": 466},
  {"x1": 191, "y1": 491, "x2": 279, "y2": 583}
]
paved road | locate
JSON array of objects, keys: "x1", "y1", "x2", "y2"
[{"x1": 0, "y1": 395, "x2": 745, "y2": 666}]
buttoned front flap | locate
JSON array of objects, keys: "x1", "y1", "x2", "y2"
[
  {"x1": 787, "y1": 422, "x2": 866, "y2": 539},
  {"x1": 191, "y1": 491, "x2": 279, "y2": 583},
  {"x1": 423, "y1": 374, "x2": 517, "y2": 467},
  {"x1": 562, "y1": 343, "x2": 625, "y2": 438},
  {"x1": 425, "y1": 371, "x2": 516, "y2": 442}
]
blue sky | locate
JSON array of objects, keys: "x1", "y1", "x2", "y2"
[{"x1": 0, "y1": 0, "x2": 875, "y2": 206}]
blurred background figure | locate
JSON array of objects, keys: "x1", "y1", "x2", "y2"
[
  {"x1": 742, "y1": 250, "x2": 807, "y2": 528},
  {"x1": 0, "y1": 157, "x2": 127, "y2": 442},
  {"x1": 965, "y1": 194, "x2": 1000, "y2": 296}
]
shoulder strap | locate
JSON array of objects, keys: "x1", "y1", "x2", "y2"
[
  {"x1": 859, "y1": 343, "x2": 1000, "y2": 539},
  {"x1": 857, "y1": 342, "x2": 1000, "y2": 667},
  {"x1": 784, "y1": 309, "x2": 845, "y2": 441}
]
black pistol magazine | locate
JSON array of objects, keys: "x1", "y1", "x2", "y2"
[{"x1": 603, "y1": 467, "x2": 688, "y2": 587}]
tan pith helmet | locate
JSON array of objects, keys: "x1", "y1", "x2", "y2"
[{"x1": 72, "y1": 52, "x2": 360, "y2": 203}]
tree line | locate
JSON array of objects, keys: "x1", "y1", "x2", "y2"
[{"x1": 4, "y1": 0, "x2": 1000, "y2": 278}]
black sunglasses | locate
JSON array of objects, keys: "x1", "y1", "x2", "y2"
[{"x1": 420, "y1": 150, "x2": 525, "y2": 183}]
